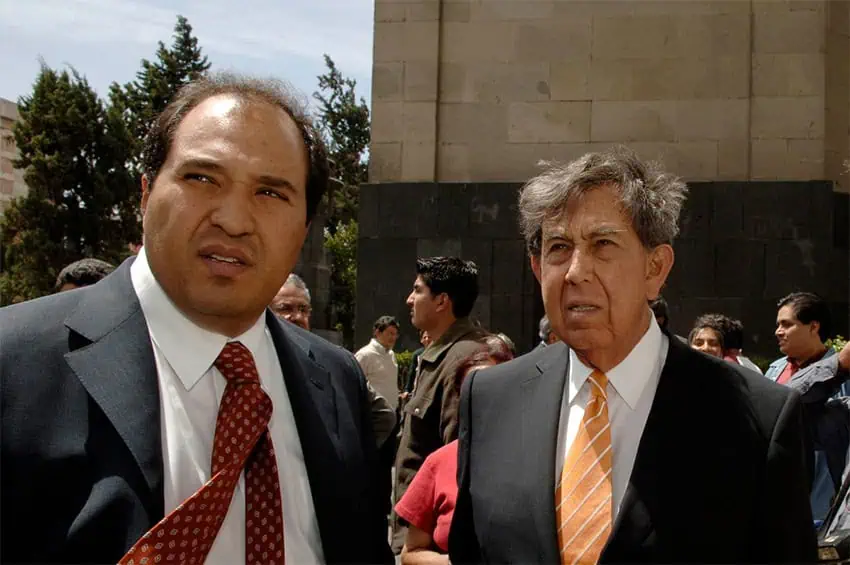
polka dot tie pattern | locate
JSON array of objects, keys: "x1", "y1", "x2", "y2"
[{"x1": 119, "y1": 341, "x2": 284, "y2": 565}]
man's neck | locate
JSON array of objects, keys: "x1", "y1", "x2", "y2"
[
  {"x1": 426, "y1": 315, "x2": 459, "y2": 345},
  {"x1": 791, "y1": 343, "x2": 828, "y2": 368}
]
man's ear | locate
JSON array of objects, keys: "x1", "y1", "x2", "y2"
[
  {"x1": 646, "y1": 244, "x2": 674, "y2": 301},
  {"x1": 531, "y1": 254, "x2": 542, "y2": 284},
  {"x1": 140, "y1": 174, "x2": 152, "y2": 215},
  {"x1": 436, "y1": 293, "x2": 451, "y2": 314},
  {"x1": 810, "y1": 320, "x2": 821, "y2": 340}
]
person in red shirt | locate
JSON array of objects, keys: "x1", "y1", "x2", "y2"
[{"x1": 394, "y1": 337, "x2": 513, "y2": 564}]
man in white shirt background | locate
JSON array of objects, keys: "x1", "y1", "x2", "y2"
[
  {"x1": 355, "y1": 316, "x2": 401, "y2": 412},
  {"x1": 355, "y1": 315, "x2": 401, "y2": 517},
  {"x1": 0, "y1": 73, "x2": 391, "y2": 564}
]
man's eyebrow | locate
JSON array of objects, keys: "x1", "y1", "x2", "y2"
[
  {"x1": 177, "y1": 158, "x2": 227, "y2": 174},
  {"x1": 257, "y1": 175, "x2": 296, "y2": 193},
  {"x1": 588, "y1": 226, "x2": 627, "y2": 237}
]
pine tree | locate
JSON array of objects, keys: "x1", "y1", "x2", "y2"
[
  {"x1": 313, "y1": 54, "x2": 370, "y2": 229},
  {"x1": 314, "y1": 55, "x2": 370, "y2": 345},
  {"x1": 109, "y1": 15, "x2": 210, "y2": 174},
  {"x1": 0, "y1": 65, "x2": 138, "y2": 304}
]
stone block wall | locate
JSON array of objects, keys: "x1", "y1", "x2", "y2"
[{"x1": 370, "y1": 0, "x2": 850, "y2": 191}]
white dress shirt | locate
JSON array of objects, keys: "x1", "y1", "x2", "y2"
[
  {"x1": 556, "y1": 317, "x2": 668, "y2": 519},
  {"x1": 354, "y1": 338, "x2": 399, "y2": 410},
  {"x1": 130, "y1": 249, "x2": 324, "y2": 564}
]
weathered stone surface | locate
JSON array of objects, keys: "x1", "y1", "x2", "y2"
[
  {"x1": 509, "y1": 102, "x2": 591, "y2": 143},
  {"x1": 751, "y1": 96, "x2": 825, "y2": 140},
  {"x1": 491, "y1": 239, "x2": 526, "y2": 296}
]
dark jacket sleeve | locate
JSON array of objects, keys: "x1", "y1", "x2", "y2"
[
  {"x1": 348, "y1": 354, "x2": 394, "y2": 564},
  {"x1": 754, "y1": 390, "x2": 818, "y2": 563},
  {"x1": 448, "y1": 369, "x2": 483, "y2": 564}
]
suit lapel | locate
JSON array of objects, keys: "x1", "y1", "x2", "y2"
[
  {"x1": 267, "y1": 313, "x2": 338, "y2": 441},
  {"x1": 602, "y1": 335, "x2": 688, "y2": 562},
  {"x1": 63, "y1": 258, "x2": 164, "y2": 518},
  {"x1": 521, "y1": 342, "x2": 569, "y2": 563},
  {"x1": 266, "y1": 314, "x2": 342, "y2": 552}
]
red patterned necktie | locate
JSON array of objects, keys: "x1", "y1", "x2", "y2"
[{"x1": 119, "y1": 341, "x2": 285, "y2": 565}]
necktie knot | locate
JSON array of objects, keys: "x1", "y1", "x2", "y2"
[
  {"x1": 588, "y1": 370, "x2": 608, "y2": 400},
  {"x1": 215, "y1": 341, "x2": 260, "y2": 385}
]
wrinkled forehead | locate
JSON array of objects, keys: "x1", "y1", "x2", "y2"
[{"x1": 540, "y1": 185, "x2": 634, "y2": 239}]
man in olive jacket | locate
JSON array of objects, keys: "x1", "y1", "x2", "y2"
[{"x1": 391, "y1": 257, "x2": 491, "y2": 553}]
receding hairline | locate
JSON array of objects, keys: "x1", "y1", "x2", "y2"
[{"x1": 160, "y1": 92, "x2": 310, "y2": 182}]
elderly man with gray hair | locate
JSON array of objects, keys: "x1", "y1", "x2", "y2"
[{"x1": 450, "y1": 147, "x2": 815, "y2": 563}]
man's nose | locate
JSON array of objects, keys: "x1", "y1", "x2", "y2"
[{"x1": 564, "y1": 248, "x2": 592, "y2": 284}]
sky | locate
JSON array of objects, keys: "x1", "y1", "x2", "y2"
[{"x1": 0, "y1": 0, "x2": 375, "y2": 110}]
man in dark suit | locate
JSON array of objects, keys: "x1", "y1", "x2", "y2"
[
  {"x1": 449, "y1": 147, "x2": 816, "y2": 564},
  {"x1": 1, "y1": 73, "x2": 391, "y2": 564}
]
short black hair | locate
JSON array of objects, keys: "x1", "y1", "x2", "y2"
[
  {"x1": 724, "y1": 318, "x2": 745, "y2": 350},
  {"x1": 778, "y1": 292, "x2": 831, "y2": 342},
  {"x1": 649, "y1": 295, "x2": 670, "y2": 330},
  {"x1": 373, "y1": 315, "x2": 399, "y2": 333},
  {"x1": 55, "y1": 258, "x2": 115, "y2": 291},
  {"x1": 142, "y1": 72, "x2": 329, "y2": 224},
  {"x1": 416, "y1": 257, "x2": 480, "y2": 318},
  {"x1": 688, "y1": 313, "x2": 728, "y2": 350}
]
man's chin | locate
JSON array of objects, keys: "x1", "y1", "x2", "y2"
[{"x1": 560, "y1": 328, "x2": 609, "y2": 351}]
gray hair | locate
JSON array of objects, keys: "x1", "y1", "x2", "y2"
[
  {"x1": 518, "y1": 146, "x2": 688, "y2": 255},
  {"x1": 538, "y1": 315, "x2": 552, "y2": 341},
  {"x1": 284, "y1": 273, "x2": 311, "y2": 303}
]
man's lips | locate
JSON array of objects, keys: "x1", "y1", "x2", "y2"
[
  {"x1": 565, "y1": 303, "x2": 602, "y2": 312},
  {"x1": 198, "y1": 244, "x2": 253, "y2": 266}
]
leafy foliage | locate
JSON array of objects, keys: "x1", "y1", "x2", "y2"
[
  {"x1": 827, "y1": 335, "x2": 847, "y2": 353},
  {"x1": 324, "y1": 219, "x2": 358, "y2": 348},
  {"x1": 395, "y1": 350, "x2": 415, "y2": 381},
  {"x1": 1, "y1": 16, "x2": 210, "y2": 304},
  {"x1": 108, "y1": 15, "x2": 210, "y2": 176},
  {"x1": 313, "y1": 54, "x2": 370, "y2": 230},
  {"x1": 1, "y1": 65, "x2": 138, "y2": 304},
  {"x1": 313, "y1": 55, "x2": 370, "y2": 348}
]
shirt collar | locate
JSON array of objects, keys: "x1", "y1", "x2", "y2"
[
  {"x1": 422, "y1": 317, "x2": 478, "y2": 363},
  {"x1": 130, "y1": 247, "x2": 268, "y2": 391},
  {"x1": 567, "y1": 314, "x2": 665, "y2": 409},
  {"x1": 369, "y1": 338, "x2": 391, "y2": 354}
]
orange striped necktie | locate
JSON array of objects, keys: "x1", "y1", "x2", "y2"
[{"x1": 555, "y1": 370, "x2": 613, "y2": 565}]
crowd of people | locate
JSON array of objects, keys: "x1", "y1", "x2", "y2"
[{"x1": 1, "y1": 70, "x2": 848, "y2": 565}]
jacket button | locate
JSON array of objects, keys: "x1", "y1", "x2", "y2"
[{"x1": 414, "y1": 408, "x2": 420, "y2": 415}]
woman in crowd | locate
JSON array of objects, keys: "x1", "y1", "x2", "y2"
[
  {"x1": 394, "y1": 337, "x2": 513, "y2": 565},
  {"x1": 689, "y1": 313, "x2": 729, "y2": 359}
]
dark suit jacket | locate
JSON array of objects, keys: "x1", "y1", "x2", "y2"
[
  {"x1": 449, "y1": 336, "x2": 817, "y2": 563},
  {"x1": 0, "y1": 259, "x2": 392, "y2": 564}
]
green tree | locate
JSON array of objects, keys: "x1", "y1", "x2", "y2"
[
  {"x1": 0, "y1": 65, "x2": 138, "y2": 304},
  {"x1": 324, "y1": 219, "x2": 358, "y2": 347},
  {"x1": 313, "y1": 56, "x2": 370, "y2": 346},
  {"x1": 313, "y1": 54, "x2": 370, "y2": 228},
  {"x1": 109, "y1": 15, "x2": 210, "y2": 175}
]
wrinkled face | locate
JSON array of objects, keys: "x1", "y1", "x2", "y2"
[
  {"x1": 531, "y1": 185, "x2": 673, "y2": 370},
  {"x1": 375, "y1": 325, "x2": 399, "y2": 350},
  {"x1": 270, "y1": 284, "x2": 312, "y2": 330},
  {"x1": 406, "y1": 276, "x2": 446, "y2": 332},
  {"x1": 775, "y1": 304, "x2": 821, "y2": 359},
  {"x1": 691, "y1": 327, "x2": 723, "y2": 358},
  {"x1": 141, "y1": 94, "x2": 309, "y2": 336}
]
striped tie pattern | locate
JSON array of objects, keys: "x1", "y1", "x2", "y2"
[{"x1": 556, "y1": 370, "x2": 613, "y2": 565}]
